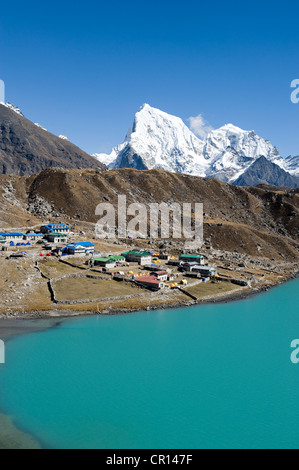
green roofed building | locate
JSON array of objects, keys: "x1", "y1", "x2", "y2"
[
  {"x1": 110, "y1": 255, "x2": 126, "y2": 261},
  {"x1": 179, "y1": 254, "x2": 206, "y2": 265},
  {"x1": 92, "y1": 255, "x2": 125, "y2": 268},
  {"x1": 121, "y1": 250, "x2": 152, "y2": 266}
]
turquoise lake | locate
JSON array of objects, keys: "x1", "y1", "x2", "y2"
[{"x1": 0, "y1": 278, "x2": 298, "y2": 449}]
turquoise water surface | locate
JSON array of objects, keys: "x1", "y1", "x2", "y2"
[{"x1": 0, "y1": 278, "x2": 298, "y2": 449}]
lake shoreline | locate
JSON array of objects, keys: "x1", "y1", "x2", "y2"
[
  {"x1": 1, "y1": 270, "x2": 298, "y2": 341},
  {"x1": 0, "y1": 413, "x2": 42, "y2": 450}
]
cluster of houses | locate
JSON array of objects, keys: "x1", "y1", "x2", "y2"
[
  {"x1": 0, "y1": 232, "x2": 44, "y2": 246},
  {"x1": 1, "y1": 223, "x2": 219, "y2": 292},
  {"x1": 0, "y1": 224, "x2": 96, "y2": 256},
  {"x1": 0, "y1": 224, "x2": 71, "y2": 247},
  {"x1": 91, "y1": 251, "x2": 161, "y2": 270},
  {"x1": 88, "y1": 250, "x2": 218, "y2": 291}
]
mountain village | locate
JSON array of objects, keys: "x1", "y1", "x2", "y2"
[{"x1": 1, "y1": 216, "x2": 297, "y2": 318}]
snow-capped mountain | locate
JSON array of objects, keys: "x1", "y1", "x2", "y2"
[
  {"x1": 95, "y1": 104, "x2": 207, "y2": 175},
  {"x1": 95, "y1": 104, "x2": 292, "y2": 184},
  {"x1": 202, "y1": 124, "x2": 285, "y2": 182}
]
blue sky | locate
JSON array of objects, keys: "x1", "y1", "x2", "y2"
[{"x1": 1, "y1": 0, "x2": 299, "y2": 156}]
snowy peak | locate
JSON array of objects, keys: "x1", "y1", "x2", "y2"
[
  {"x1": 127, "y1": 103, "x2": 205, "y2": 166},
  {"x1": 94, "y1": 104, "x2": 297, "y2": 185},
  {"x1": 127, "y1": 103, "x2": 204, "y2": 158},
  {"x1": 95, "y1": 104, "x2": 207, "y2": 175},
  {"x1": 202, "y1": 123, "x2": 284, "y2": 182},
  {"x1": 218, "y1": 123, "x2": 245, "y2": 133}
]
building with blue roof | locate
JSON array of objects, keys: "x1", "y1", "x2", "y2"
[
  {"x1": 0, "y1": 232, "x2": 24, "y2": 242},
  {"x1": 73, "y1": 242, "x2": 94, "y2": 248},
  {"x1": 40, "y1": 224, "x2": 70, "y2": 234},
  {"x1": 64, "y1": 242, "x2": 94, "y2": 256}
]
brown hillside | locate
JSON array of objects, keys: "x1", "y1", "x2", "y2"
[
  {"x1": 0, "y1": 168, "x2": 298, "y2": 262},
  {"x1": 0, "y1": 104, "x2": 105, "y2": 176}
]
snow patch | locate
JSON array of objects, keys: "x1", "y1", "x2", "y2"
[
  {"x1": 34, "y1": 123, "x2": 48, "y2": 132},
  {"x1": 0, "y1": 102, "x2": 24, "y2": 116}
]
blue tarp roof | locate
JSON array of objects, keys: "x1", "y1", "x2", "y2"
[
  {"x1": 25, "y1": 233, "x2": 43, "y2": 236},
  {"x1": 73, "y1": 242, "x2": 94, "y2": 247},
  {"x1": 65, "y1": 242, "x2": 94, "y2": 250},
  {"x1": 67, "y1": 242, "x2": 94, "y2": 248},
  {"x1": 0, "y1": 232, "x2": 24, "y2": 237}
]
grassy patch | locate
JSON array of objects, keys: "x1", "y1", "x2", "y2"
[
  {"x1": 52, "y1": 277, "x2": 141, "y2": 302},
  {"x1": 0, "y1": 258, "x2": 53, "y2": 313},
  {"x1": 38, "y1": 259, "x2": 80, "y2": 279},
  {"x1": 57, "y1": 289, "x2": 186, "y2": 313},
  {"x1": 187, "y1": 280, "x2": 241, "y2": 299}
]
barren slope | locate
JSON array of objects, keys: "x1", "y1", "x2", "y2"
[
  {"x1": 0, "y1": 104, "x2": 105, "y2": 176},
  {"x1": 0, "y1": 168, "x2": 298, "y2": 262}
]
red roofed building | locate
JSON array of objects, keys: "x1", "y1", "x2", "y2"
[{"x1": 135, "y1": 275, "x2": 166, "y2": 291}]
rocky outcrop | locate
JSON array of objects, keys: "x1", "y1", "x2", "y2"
[{"x1": 233, "y1": 156, "x2": 299, "y2": 188}]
